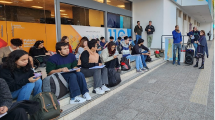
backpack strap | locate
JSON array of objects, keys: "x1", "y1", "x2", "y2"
[
  {"x1": 52, "y1": 74, "x2": 60, "y2": 98},
  {"x1": 57, "y1": 73, "x2": 69, "y2": 90}
]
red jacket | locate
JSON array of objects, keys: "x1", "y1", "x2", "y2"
[{"x1": 69, "y1": 45, "x2": 73, "y2": 53}]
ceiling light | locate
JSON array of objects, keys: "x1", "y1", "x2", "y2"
[
  {"x1": 117, "y1": 5, "x2": 125, "y2": 7},
  {"x1": 32, "y1": 6, "x2": 43, "y2": 8},
  {"x1": 0, "y1": 1, "x2": 13, "y2": 4},
  {"x1": 107, "y1": 0, "x2": 111, "y2": 2},
  {"x1": 23, "y1": 0, "x2": 33, "y2": 1},
  {"x1": 60, "y1": 10, "x2": 65, "y2": 12},
  {"x1": 51, "y1": 14, "x2": 54, "y2": 16},
  {"x1": 61, "y1": 13, "x2": 67, "y2": 15}
]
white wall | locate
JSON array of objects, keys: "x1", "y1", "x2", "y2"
[
  {"x1": 199, "y1": 22, "x2": 214, "y2": 40},
  {"x1": 132, "y1": 0, "x2": 164, "y2": 48}
]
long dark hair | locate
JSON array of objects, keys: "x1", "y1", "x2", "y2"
[
  {"x1": 75, "y1": 38, "x2": 88, "y2": 54},
  {"x1": 33, "y1": 40, "x2": 44, "y2": 48},
  {"x1": 3, "y1": 50, "x2": 32, "y2": 72},
  {"x1": 61, "y1": 36, "x2": 68, "y2": 42},
  {"x1": 200, "y1": 30, "x2": 205, "y2": 36},
  {"x1": 107, "y1": 41, "x2": 116, "y2": 56}
]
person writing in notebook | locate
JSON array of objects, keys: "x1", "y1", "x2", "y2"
[
  {"x1": 78, "y1": 39, "x2": 110, "y2": 95},
  {"x1": 46, "y1": 42, "x2": 91, "y2": 104}
]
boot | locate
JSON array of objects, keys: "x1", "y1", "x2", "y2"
[
  {"x1": 193, "y1": 62, "x2": 198, "y2": 67},
  {"x1": 199, "y1": 64, "x2": 204, "y2": 69}
]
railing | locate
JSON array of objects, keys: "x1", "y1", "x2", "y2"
[{"x1": 161, "y1": 35, "x2": 188, "y2": 50}]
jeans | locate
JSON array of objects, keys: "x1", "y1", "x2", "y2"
[
  {"x1": 141, "y1": 51, "x2": 148, "y2": 67},
  {"x1": 12, "y1": 79, "x2": 42, "y2": 101},
  {"x1": 126, "y1": 55, "x2": 143, "y2": 70},
  {"x1": 62, "y1": 72, "x2": 89, "y2": 98},
  {"x1": 147, "y1": 34, "x2": 153, "y2": 48},
  {"x1": 136, "y1": 35, "x2": 142, "y2": 44},
  {"x1": 98, "y1": 51, "x2": 102, "y2": 55},
  {"x1": 193, "y1": 43, "x2": 198, "y2": 56},
  {"x1": 173, "y1": 43, "x2": 181, "y2": 63},
  {"x1": 81, "y1": 67, "x2": 108, "y2": 89}
]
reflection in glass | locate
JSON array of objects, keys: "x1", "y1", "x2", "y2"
[{"x1": 107, "y1": 0, "x2": 132, "y2": 11}]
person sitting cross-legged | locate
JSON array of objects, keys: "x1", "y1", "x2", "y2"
[
  {"x1": 132, "y1": 39, "x2": 150, "y2": 70},
  {"x1": 46, "y1": 42, "x2": 91, "y2": 104},
  {"x1": 78, "y1": 39, "x2": 110, "y2": 95}
]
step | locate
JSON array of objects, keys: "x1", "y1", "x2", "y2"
[{"x1": 57, "y1": 57, "x2": 166, "y2": 120}]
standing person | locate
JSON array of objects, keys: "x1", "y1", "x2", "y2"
[
  {"x1": 100, "y1": 37, "x2": 108, "y2": 49},
  {"x1": 100, "y1": 41, "x2": 120, "y2": 71},
  {"x1": 75, "y1": 38, "x2": 89, "y2": 60},
  {"x1": 46, "y1": 42, "x2": 91, "y2": 104},
  {"x1": 134, "y1": 21, "x2": 143, "y2": 44},
  {"x1": 145, "y1": 21, "x2": 155, "y2": 49},
  {"x1": 194, "y1": 30, "x2": 209, "y2": 69},
  {"x1": 61, "y1": 36, "x2": 73, "y2": 53},
  {"x1": 172, "y1": 25, "x2": 182, "y2": 65},
  {"x1": 132, "y1": 39, "x2": 150, "y2": 70},
  {"x1": 78, "y1": 39, "x2": 110, "y2": 94},
  {"x1": 0, "y1": 50, "x2": 42, "y2": 101},
  {"x1": 187, "y1": 27, "x2": 200, "y2": 56},
  {"x1": 207, "y1": 30, "x2": 211, "y2": 41},
  {"x1": 121, "y1": 36, "x2": 145, "y2": 72}
]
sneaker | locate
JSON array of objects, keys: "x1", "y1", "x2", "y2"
[
  {"x1": 141, "y1": 68, "x2": 148, "y2": 72},
  {"x1": 136, "y1": 69, "x2": 143, "y2": 72},
  {"x1": 145, "y1": 66, "x2": 149, "y2": 70},
  {"x1": 83, "y1": 92, "x2": 91, "y2": 101},
  {"x1": 101, "y1": 85, "x2": 110, "y2": 92},
  {"x1": 70, "y1": 96, "x2": 86, "y2": 104},
  {"x1": 178, "y1": 62, "x2": 180, "y2": 65},
  {"x1": 93, "y1": 88, "x2": 105, "y2": 94}
]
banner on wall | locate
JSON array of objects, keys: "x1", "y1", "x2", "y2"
[
  {"x1": 164, "y1": 37, "x2": 178, "y2": 61},
  {"x1": 108, "y1": 28, "x2": 132, "y2": 41}
]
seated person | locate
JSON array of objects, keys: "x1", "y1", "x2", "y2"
[
  {"x1": 101, "y1": 42, "x2": 120, "y2": 72},
  {"x1": 109, "y1": 36, "x2": 114, "y2": 42},
  {"x1": 46, "y1": 42, "x2": 91, "y2": 104},
  {"x1": 29, "y1": 40, "x2": 51, "y2": 66},
  {"x1": 75, "y1": 38, "x2": 89, "y2": 60},
  {"x1": 78, "y1": 39, "x2": 110, "y2": 95},
  {"x1": 61, "y1": 36, "x2": 73, "y2": 53},
  {"x1": 0, "y1": 38, "x2": 33, "y2": 66},
  {"x1": 100, "y1": 37, "x2": 108, "y2": 49},
  {"x1": 96, "y1": 38, "x2": 102, "y2": 55},
  {"x1": 115, "y1": 37, "x2": 122, "y2": 54},
  {"x1": 129, "y1": 36, "x2": 135, "y2": 47},
  {"x1": 0, "y1": 50, "x2": 42, "y2": 101},
  {"x1": 132, "y1": 39, "x2": 150, "y2": 70},
  {"x1": 0, "y1": 78, "x2": 28, "y2": 120},
  {"x1": 121, "y1": 36, "x2": 145, "y2": 72}
]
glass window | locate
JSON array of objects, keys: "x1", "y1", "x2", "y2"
[
  {"x1": 107, "y1": 0, "x2": 132, "y2": 11},
  {"x1": 93, "y1": 0, "x2": 104, "y2": 3},
  {"x1": 107, "y1": 12, "x2": 131, "y2": 29}
]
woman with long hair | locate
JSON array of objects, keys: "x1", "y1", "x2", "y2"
[
  {"x1": 0, "y1": 50, "x2": 42, "y2": 101},
  {"x1": 100, "y1": 41, "x2": 120, "y2": 71},
  {"x1": 61, "y1": 36, "x2": 73, "y2": 53},
  {"x1": 193, "y1": 30, "x2": 209, "y2": 69},
  {"x1": 75, "y1": 38, "x2": 89, "y2": 60}
]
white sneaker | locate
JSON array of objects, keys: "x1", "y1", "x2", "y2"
[
  {"x1": 93, "y1": 87, "x2": 105, "y2": 94},
  {"x1": 141, "y1": 68, "x2": 148, "y2": 72},
  {"x1": 101, "y1": 85, "x2": 110, "y2": 92},
  {"x1": 70, "y1": 96, "x2": 86, "y2": 104},
  {"x1": 83, "y1": 92, "x2": 91, "y2": 101}
]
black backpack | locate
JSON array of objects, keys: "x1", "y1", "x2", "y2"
[
  {"x1": 120, "y1": 57, "x2": 131, "y2": 71},
  {"x1": 43, "y1": 73, "x2": 69, "y2": 99},
  {"x1": 106, "y1": 68, "x2": 121, "y2": 87},
  {"x1": 145, "y1": 55, "x2": 152, "y2": 62}
]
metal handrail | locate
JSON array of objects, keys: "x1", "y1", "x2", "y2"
[{"x1": 161, "y1": 35, "x2": 188, "y2": 50}]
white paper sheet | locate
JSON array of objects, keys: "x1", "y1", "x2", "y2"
[{"x1": 89, "y1": 65, "x2": 106, "y2": 69}]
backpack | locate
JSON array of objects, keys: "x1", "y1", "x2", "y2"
[
  {"x1": 154, "y1": 51, "x2": 160, "y2": 58},
  {"x1": 120, "y1": 57, "x2": 131, "y2": 71},
  {"x1": 145, "y1": 55, "x2": 152, "y2": 62},
  {"x1": 30, "y1": 92, "x2": 62, "y2": 120},
  {"x1": 43, "y1": 73, "x2": 69, "y2": 99},
  {"x1": 159, "y1": 50, "x2": 164, "y2": 57},
  {"x1": 106, "y1": 68, "x2": 121, "y2": 87}
]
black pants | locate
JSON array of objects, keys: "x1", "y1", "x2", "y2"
[
  {"x1": 1, "y1": 108, "x2": 28, "y2": 120},
  {"x1": 196, "y1": 54, "x2": 205, "y2": 65},
  {"x1": 105, "y1": 58, "x2": 120, "y2": 68}
]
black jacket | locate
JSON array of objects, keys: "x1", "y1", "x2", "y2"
[
  {"x1": 79, "y1": 50, "x2": 102, "y2": 68},
  {"x1": 132, "y1": 44, "x2": 149, "y2": 55},
  {"x1": 134, "y1": 25, "x2": 143, "y2": 36},
  {"x1": 145, "y1": 25, "x2": 155, "y2": 34},
  {"x1": 0, "y1": 78, "x2": 12, "y2": 108},
  {"x1": 0, "y1": 68, "x2": 34, "y2": 92}
]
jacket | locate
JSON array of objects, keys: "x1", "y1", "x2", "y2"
[
  {"x1": 0, "y1": 78, "x2": 12, "y2": 109},
  {"x1": 0, "y1": 46, "x2": 23, "y2": 64},
  {"x1": 100, "y1": 48, "x2": 115, "y2": 63},
  {"x1": 120, "y1": 41, "x2": 130, "y2": 57},
  {"x1": 132, "y1": 44, "x2": 149, "y2": 55},
  {"x1": 134, "y1": 25, "x2": 143, "y2": 36},
  {"x1": 187, "y1": 30, "x2": 200, "y2": 41},
  {"x1": 197, "y1": 36, "x2": 209, "y2": 57},
  {"x1": 145, "y1": 25, "x2": 155, "y2": 34},
  {"x1": 0, "y1": 67, "x2": 34, "y2": 92},
  {"x1": 172, "y1": 30, "x2": 182, "y2": 44}
]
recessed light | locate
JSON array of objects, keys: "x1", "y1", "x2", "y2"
[
  {"x1": 117, "y1": 5, "x2": 125, "y2": 7},
  {"x1": 0, "y1": 1, "x2": 13, "y2": 4},
  {"x1": 107, "y1": 0, "x2": 111, "y2": 2},
  {"x1": 51, "y1": 14, "x2": 54, "y2": 16},
  {"x1": 61, "y1": 13, "x2": 68, "y2": 15},
  {"x1": 32, "y1": 6, "x2": 43, "y2": 8},
  {"x1": 60, "y1": 10, "x2": 65, "y2": 12},
  {"x1": 23, "y1": 0, "x2": 33, "y2": 1}
]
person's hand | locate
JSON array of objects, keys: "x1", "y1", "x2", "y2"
[
  {"x1": 99, "y1": 63, "x2": 102, "y2": 66},
  {"x1": 62, "y1": 67, "x2": 70, "y2": 72},
  {"x1": 113, "y1": 55, "x2": 118, "y2": 59},
  {"x1": 177, "y1": 30, "x2": 180, "y2": 33},
  {"x1": 29, "y1": 76, "x2": 40, "y2": 83},
  {"x1": 135, "y1": 33, "x2": 137, "y2": 35},
  {"x1": 46, "y1": 53, "x2": 51, "y2": 56},
  {"x1": 0, "y1": 106, "x2": 8, "y2": 115},
  {"x1": 148, "y1": 29, "x2": 151, "y2": 31},
  {"x1": 76, "y1": 68, "x2": 80, "y2": 72}
]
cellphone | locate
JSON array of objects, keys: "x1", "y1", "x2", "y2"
[{"x1": 34, "y1": 71, "x2": 42, "y2": 79}]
